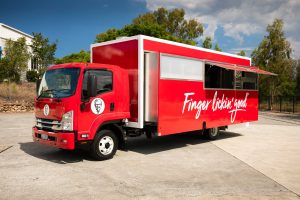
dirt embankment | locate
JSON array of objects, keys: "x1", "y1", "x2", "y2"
[{"x1": 0, "y1": 83, "x2": 35, "y2": 112}]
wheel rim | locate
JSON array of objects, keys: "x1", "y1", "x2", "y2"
[
  {"x1": 210, "y1": 128, "x2": 218, "y2": 137},
  {"x1": 99, "y1": 136, "x2": 114, "y2": 155}
]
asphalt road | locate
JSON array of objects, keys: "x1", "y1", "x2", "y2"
[{"x1": 0, "y1": 112, "x2": 299, "y2": 200}]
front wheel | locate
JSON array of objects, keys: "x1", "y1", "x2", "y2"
[
  {"x1": 91, "y1": 129, "x2": 118, "y2": 160},
  {"x1": 204, "y1": 127, "x2": 219, "y2": 140}
]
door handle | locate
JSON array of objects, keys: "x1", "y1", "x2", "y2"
[{"x1": 110, "y1": 102, "x2": 115, "y2": 111}]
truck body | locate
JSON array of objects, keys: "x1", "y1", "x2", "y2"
[{"x1": 32, "y1": 35, "x2": 275, "y2": 160}]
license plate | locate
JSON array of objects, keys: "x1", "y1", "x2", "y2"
[{"x1": 41, "y1": 134, "x2": 48, "y2": 140}]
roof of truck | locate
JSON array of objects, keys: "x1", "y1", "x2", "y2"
[
  {"x1": 48, "y1": 62, "x2": 122, "y2": 71},
  {"x1": 91, "y1": 35, "x2": 251, "y2": 63}
]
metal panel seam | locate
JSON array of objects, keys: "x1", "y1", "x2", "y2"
[{"x1": 138, "y1": 35, "x2": 144, "y2": 129}]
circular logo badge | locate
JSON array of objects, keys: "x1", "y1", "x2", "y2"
[
  {"x1": 43, "y1": 104, "x2": 50, "y2": 116},
  {"x1": 91, "y1": 98, "x2": 105, "y2": 115}
]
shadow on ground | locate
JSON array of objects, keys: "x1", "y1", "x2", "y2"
[
  {"x1": 126, "y1": 131, "x2": 241, "y2": 155},
  {"x1": 19, "y1": 142, "x2": 91, "y2": 164},
  {"x1": 19, "y1": 131, "x2": 241, "y2": 164}
]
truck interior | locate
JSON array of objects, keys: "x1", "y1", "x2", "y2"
[{"x1": 205, "y1": 64, "x2": 258, "y2": 90}]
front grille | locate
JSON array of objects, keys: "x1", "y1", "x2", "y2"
[{"x1": 36, "y1": 118, "x2": 61, "y2": 132}]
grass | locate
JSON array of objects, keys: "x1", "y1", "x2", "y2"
[{"x1": 0, "y1": 82, "x2": 35, "y2": 106}]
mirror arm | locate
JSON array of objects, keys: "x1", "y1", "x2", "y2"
[
  {"x1": 80, "y1": 97, "x2": 90, "y2": 111},
  {"x1": 80, "y1": 102, "x2": 86, "y2": 111}
]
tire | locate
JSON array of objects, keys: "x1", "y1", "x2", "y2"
[
  {"x1": 90, "y1": 129, "x2": 118, "y2": 160},
  {"x1": 204, "y1": 127, "x2": 219, "y2": 140}
]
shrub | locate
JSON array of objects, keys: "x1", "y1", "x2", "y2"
[
  {"x1": 26, "y1": 70, "x2": 39, "y2": 82},
  {"x1": 0, "y1": 58, "x2": 22, "y2": 83},
  {"x1": 0, "y1": 58, "x2": 9, "y2": 82},
  {"x1": 0, "y1": 82, "x2": 35, "y2": 103}
]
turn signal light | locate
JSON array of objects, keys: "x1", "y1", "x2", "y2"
[
  {"x1": 62, "y1": 139, "x2": 68, "y2": 144},
  {"x1": 81, "y1": 134, "x2": 89, "y2": 138}
]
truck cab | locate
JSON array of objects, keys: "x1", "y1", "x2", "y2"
[{"x1": 32, "y1": 63, "x2": 130, "y2": 160}]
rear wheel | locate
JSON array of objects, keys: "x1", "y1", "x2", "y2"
[
  {"x1": 204, "y1": 127, "x2": 219, "y2": 140},
  {"x1": 91, "y1": 129, "x2": 118, "y2": 160}
]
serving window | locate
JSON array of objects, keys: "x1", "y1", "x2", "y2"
[
  {"x1": 235, "y1": 71, "x2": 258, "y2": 90},
  {"x1": 205, "y1": 63, "x2": 258, "y2": 90},
  {"x1": 205, "y1": 64, "x2": 234, "y2": 89}
]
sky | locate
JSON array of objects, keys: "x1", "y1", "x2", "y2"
[{"x1": 0, "y1": 0, "x2": 299, "y2": 58}]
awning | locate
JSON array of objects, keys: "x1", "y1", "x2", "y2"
[
  {"x1": 251, "y1": 66, "x2": 277, "y2": 76},
  {"x1": 206, "y1": 61, "x2": 277, "y2": 76},
  {"x1": 207, "y1": 62, "x2": 237, "y2": 71}
]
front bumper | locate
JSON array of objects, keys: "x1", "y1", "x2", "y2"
[{"x1": 32, "y1": 127, "x2": 75, "y2": 150}]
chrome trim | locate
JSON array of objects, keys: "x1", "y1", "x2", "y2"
[
  {"x1": 36, "y1": 119, "x2": 61, "y2": 125},
  {"x1": 36, "y1": 118, "x2": 62, "y2": 131}
]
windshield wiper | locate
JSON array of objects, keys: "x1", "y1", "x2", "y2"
[{"x1": 37, "y1": 89, "x2": 58, "y2": 100}]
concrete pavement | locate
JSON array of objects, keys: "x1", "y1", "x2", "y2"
[
  {"x1": 213, "y1": 112, "x2": 300, "y2": 196},
  {"x1": 0, "y1": 112, "x2": 299, "y2": 200}
]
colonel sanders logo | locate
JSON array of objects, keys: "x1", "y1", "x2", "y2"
[
  {"x1": 43, "y1": 104, "x2": 49, "y2": 116},
  {"x1": 91, "y1": 98, "x2": 105, "y2": 115}
]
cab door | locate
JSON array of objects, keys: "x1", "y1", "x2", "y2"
[{"x1": 77, "y1": 69, "x2": 115, "y2": 140}]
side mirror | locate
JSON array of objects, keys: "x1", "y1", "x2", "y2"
[
  {"x1": 87, "y1": 74, "x2": 97, "y2": 98},
  {"x1": 36, "y1": 79, "x2": 41, "y2": 96}
]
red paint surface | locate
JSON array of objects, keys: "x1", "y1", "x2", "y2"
[
  {"x1": 77, "y1": 65, "x2": 130, "y2": 140},
  {"x1": 92, "y1": 40, "x2": 139, "y2": 122},
  {"x1": 32, "y1": 63, "x2": 130, "y2": 148},
  {"x1": 33, "y1": 37, "x2": 263, "y2": 150},
  {"x1": 144, "y1": 39, "x2": 251, "y2": 66},
  {"x1": 143, "y1": 39, "x2": 256, "y2": 135},
  {"x1": 158, "y1": 80, "x2": 258, "y2": 135},
  {"x1": 32, "y1": 127, "x2": 75, "y2": 149}
]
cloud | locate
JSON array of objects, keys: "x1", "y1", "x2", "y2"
[
  {"x1": 203, "y1": 22, "x2": 217, "y2": 40},
  {"x1": 229, "y1": 47, "x2": 255, "y2": 55},
  {"x1": 144, "y1": 0, "x2": 300, "y2": 57}
]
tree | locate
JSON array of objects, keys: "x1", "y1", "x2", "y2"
[
  {"x1": 0, "y1": 58, "x2": 12, "y2": 82},
  {"x1": 26, "y1": 70, "x2": 39, "y2": 82},
  {"x1": 2, "y1": 37, "x2": 30, "y2": 82},
  {"x1": 55, "y1": 50, "x2": 90, "y2": 64},
  {"x1": 237, "y1": 50, "x2": 246, "y2": 56},
  {"x1": 214, "y1": 44, "x2": 222, "y2": 51},
  {"x1": 95, "y1": 28, "x2": 120, "y2": 43},
  {"x1": 252, "y1": 19, "x2": 296, "y2": 100},
  {"x1": 31, "y1": 33, "x2": 57, "y2": 75},
  {"x1": 202, "y1": 37, "x2": 212, "y2": 49},
  {"x1": 95, "y1": 7, "x2": 203, "y2": 46}
]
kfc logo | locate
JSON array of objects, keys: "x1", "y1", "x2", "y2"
[
  {"x1": 43, "y1": 104, "x2": 49, "y2": 116},
  {"x1": 91, "y1": 98, "x2": 105, "y2": 115}
]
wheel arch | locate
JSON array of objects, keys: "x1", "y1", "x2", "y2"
[{"x1": 96, "y1": 120, "x2": 126, "y2": 149}]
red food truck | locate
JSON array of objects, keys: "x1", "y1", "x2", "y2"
[{"x1": 32, "y1": 35, "x2": 275, "y2": 160}]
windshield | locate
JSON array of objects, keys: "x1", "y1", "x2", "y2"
[{"x1": 38, "y1": 68, "x2": 80, "y2": 98}]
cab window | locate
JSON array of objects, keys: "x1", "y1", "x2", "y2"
[{"x1": 82, "y1": 70, "x2": 113, "y2": 99}]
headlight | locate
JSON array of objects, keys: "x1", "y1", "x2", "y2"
[{"x1": 61, "y1": 110, "x2": 73, "y2": 131}]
